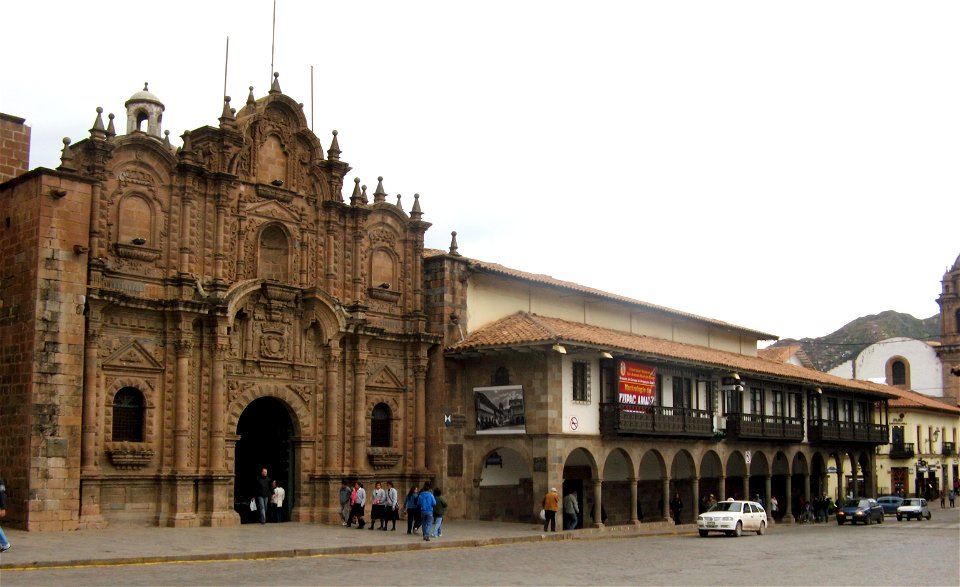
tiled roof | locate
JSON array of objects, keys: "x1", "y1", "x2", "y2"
[
  {"x1": 423, "y1": 250, "x2": 778, "y2": 340},
  {"x1": 758, "y1": 344, "x2": 815, "y2": 369},
  {"x1": 447, "y1": 312, "x2": 897, "y2": 399},
  {"x1": 887, "y1": 387, "x2": 960, "y2": 414}
]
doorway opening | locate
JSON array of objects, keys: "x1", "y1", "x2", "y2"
[{"x1": 235, "y1": 396, "x2": 296, "y2": 522}]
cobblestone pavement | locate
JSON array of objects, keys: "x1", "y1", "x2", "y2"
[{"x1": 0, "y1": 509, "x2": 957, "y2": 586}]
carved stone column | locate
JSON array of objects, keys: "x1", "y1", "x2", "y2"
[
  {"x1": 743, "y1": 474, "x2": 750, "y2": 501},
  {"x1": 718, "y1": 475, "x2": 726, "y2": 501},
  {"x1": 765, "y1": 475, "x2": 772, "y2": 512},
  {"x1": 324, "y1": 345, "x2": 341, "y2": 472},
  {"x1": 174, "y1": 338, "x2": 192, "y2": 472},
  {"x1": 213, "y1": 192, "x2": 226, "y2": 280},
  {"x1": 209, "y1": 330, "x2": 228, "y2": 472},
  {"x1": 179, "y1": 194, "x2": 193, "y2": 274},
  {"x1": 414, "y1": 362, "x2": 428, "y2": 471},
  {"x1": 629, "y1": 478, "x2": 639, "y2": 524},
  {"x1": 81, "y1": 319, "x2": 102, "y2": 474},
  {"x1": 784, "y1": 475, "x2": 793, "y2": 521},
  {"x1": 662, "y1": 478, "x2": 670, "y2": 522},
  {"x1": 592, "y1": 478, "x2": 604, "y2": 528},
  {"x1": 803, "y1": 471, "x2": 811, "y2": 501},
  {"x1": 352, "y1": 340, "x2": 368, "y2": 470},
  {"x1": 692, "y1": 476, "x2": 700, "y2": 518}
]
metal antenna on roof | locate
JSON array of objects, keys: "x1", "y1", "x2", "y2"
[
  {"x1": 223, "y1": 36, "x2": 229, "y2": 102},
  {"x1": 270, "y1": 0, "x2": 277, "y2": 86}
]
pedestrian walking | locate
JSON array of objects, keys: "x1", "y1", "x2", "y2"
[
  {"x1": 670, "y1": 492, "x2": 683, "y2": 525},
  {"x1": 370, "y1": 481, "x2": 386, "y2": 530},
  {"x1": 351, "y1": 481, "x2": 367, "y2": 529},
  {"x1": 255, "y1": 468, "x2": 271, "y2": 525},
  {"x1": 339, "y1": 481, "x2": 352, "y2": 526},
  {"x1": 542, "y1": 487, "x2": 560, "y2": 532},
  {"x1": 563, "y1": 490, "x2": 579, "y2": 530},
  {"x1": 417, "y1": 482, "x2": 437, "y2": 542},
  {"x1": 404, "y1": 485, "x2": 421, "y2": 534},
  {"x1": 385, "y1": 481, "x2": 399, "y2": 530},
  {"x1": 270, "y1": 480, "x2": 285, "y2": 523},
  {"x1": 432, "y1": 488, "x2": 448, "y2": 537},
  {"x1": 0, "y1": 475, "x2": 10, "y2": 552}
]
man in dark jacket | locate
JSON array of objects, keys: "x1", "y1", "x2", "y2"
[{"x1": 256, "y1": 468, "x2": 272, "y2": 525}]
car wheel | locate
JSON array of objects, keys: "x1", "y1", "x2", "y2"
[
  {"x1": 699, "y1": 530, "x2": 708, "y2": 537},
  {"x1": 733, "y1": 521, "x2": 742, "y2": 537},
  {"x1": 865, "y1": 515, "x2": 872, "y2": 525},
  {"x1": 837, "y1": 520, "x2": 844, "y2": 525},
  {"x1": 896, "y1": 515, "x2": 902, "y2": 521},
  {"x1": 878, "y1": 514, "x2": 883, "y2": 524},
  {"x1": 757, "y1": 521, "x2": 766, "y2": 535},
  {"x1": 925, "y1": 512, "x2": 931, "y2": 520}
]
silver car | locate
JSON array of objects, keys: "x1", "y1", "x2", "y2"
[{"x1": 896, "y1": 498, "x2": 931, "y2": 521}]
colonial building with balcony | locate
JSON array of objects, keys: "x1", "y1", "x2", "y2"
[{"x1": 424, "y1": 246, "x2": 897, "y2": 526}]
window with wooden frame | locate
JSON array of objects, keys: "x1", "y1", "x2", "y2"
[{"x1": 572, "y1": 361, "x2": 590, "y2": 403}]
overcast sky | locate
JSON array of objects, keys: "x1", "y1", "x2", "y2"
[{"x1": 3, "y1": 1, "x2": 956, "y2": 342}]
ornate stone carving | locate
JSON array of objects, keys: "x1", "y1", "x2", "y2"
[
  {"x1": 366, "y1": 447, "x2": 402, "y2": 470},
  {"x1": 106, "y1": 442, "x2": 154, "y2": 470}
]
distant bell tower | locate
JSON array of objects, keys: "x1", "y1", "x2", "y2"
[
  {"x1": 936, "y1": 252, "x2": 960, "y2": 406},
  {"x1": 125, "y1": 82, "x2": 164, "y2": 138}
]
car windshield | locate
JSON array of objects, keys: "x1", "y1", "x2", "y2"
[
  {"x1": 903, "y1": 499, "x2": 921, "y2": 506},
  {"x1": 842, "y1": 499, "x2": 870, "y2": 508},
  {"x1": 708, "y1": 502, "x2": 742, "y2": 513}
]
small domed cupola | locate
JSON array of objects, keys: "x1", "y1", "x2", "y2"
[{"x1": 125, "y1": 82, "x2": 165, "y2": 138}]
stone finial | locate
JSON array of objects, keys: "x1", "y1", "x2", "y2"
[
  {"x1": 360, "y1": 184, "x2": 369, "y2": 204},
  {"x1": 269, "y1": 72, "x2": 282, "y2": 94},
  {"x1": 327, "y1": 130, "x2": 341, "y2": 161},
  {"x1": 411, "y1": 193, "x2": 423, "y2": 220},
  {"x1": 221, "y1": 96, "x2": 234, "y2": 120},
  {"x1": 179, "y1": 129, "x2": 196, "y2": 163},
  {"x1": 90, "y1": 106, "x2": 107, "y2": 140},
  {"x1": 373, "y1": 176, "x2": 387, "y2": 203},
  {"x1": 246, "y1": 86, "x2": 256, "y2": 106},
  {"x1": 58, "y1": 137, "x2": 77, "y2": 172},
  {"x1": 163, "y1": 130, "x2": 172, "y2": 149},
  {"x1": 106, "y1": 113, "x2": 116, "y2": 137},
  {"x1": 396, "y1": 194, "x2": 402, "y2": 208},
  {"x1": 350, "y1": 177, "x2": 362, "y2": 205},
  {"x1": 449, "y1": 231, "x2": 460, "y2": 256}
]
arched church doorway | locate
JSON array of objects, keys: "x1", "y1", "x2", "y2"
[{"x1": 235, "y1": 397, "x2": 296, "y2": 522}]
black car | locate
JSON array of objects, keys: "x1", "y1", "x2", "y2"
[
  {"x1": 876, "y1": 495, "x2": 904, "y2": 515},
  {"x1": 836, "y1": 498, "x2": 884, "y2": 525}
]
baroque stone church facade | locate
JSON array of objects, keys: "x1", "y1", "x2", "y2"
[{"x1": 0, "y1": 78, "x2": 437, "y2": 529}]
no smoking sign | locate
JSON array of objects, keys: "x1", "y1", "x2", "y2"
[{"x1": 569, "y1": 416, "x2": 579, "y2": 431}]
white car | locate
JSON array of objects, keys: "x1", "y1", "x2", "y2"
[
  {"x1": 697, "y1": 500, "x2": 768, "y2": 537},
  {"x1": 896, "y1": 498, "x2": 932, "y2": 521}
]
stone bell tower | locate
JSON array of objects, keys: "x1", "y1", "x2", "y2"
[
  {"x1": 937, "y1": 252, "x2": 960, "y2": 406},
  {"x1": 124, "y1": 82, "x2": 164, "y2": 137}
]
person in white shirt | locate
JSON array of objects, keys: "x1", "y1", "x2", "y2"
[{"x1": 270, "y1": 480, "x2": 286, "y2": 523}]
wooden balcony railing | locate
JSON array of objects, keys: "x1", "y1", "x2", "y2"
[
  {"x1": 600, "y1": 403, "x2": 713, "y2": 438},
  {"x1": 888, "y1": 442, "x2": 915, "y2": 459},
  {"x1": 807, "y1": 419, "x2": 888, "y2": 445},
  {"x1": 725, "y1": 413, "x2": 803, "y2": 442}
]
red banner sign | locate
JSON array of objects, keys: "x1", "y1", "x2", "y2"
[{"x1": 618, "y1": 360, "x2": 656, "y2": 406}]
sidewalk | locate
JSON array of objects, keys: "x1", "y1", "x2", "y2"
[{"x1": 0, "y1": 519, "x2": 692, "y2": 570}]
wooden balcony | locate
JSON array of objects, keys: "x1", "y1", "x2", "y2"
[
  {"x1": 725, "y1": 413, "x2": 804, "y2": 442},
  {"x1": 600, "y1": 403, "x2": 714, "y2": 438},
  {"x1": 888, "y1": 442, "x2": 915, "y2": 459},
  {"x1": 807, "y1": 419, "x2": 888, "y2": 445}
]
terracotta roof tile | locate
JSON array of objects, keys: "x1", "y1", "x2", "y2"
[
  {"x1": 424, "y1": 250, "x2": 777, "y2": 340},
  {"x1": 448, "y1": 312, "x2": 897, "y2": 399},
  {"x1": 887, "y1": 387, "x2": 960, "y2": 414}
]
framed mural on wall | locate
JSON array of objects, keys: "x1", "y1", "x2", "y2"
[{"x1": 474, "y1": 385, "x2": 526, "y2": 434}]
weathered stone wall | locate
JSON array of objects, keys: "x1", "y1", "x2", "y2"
[{"x1": 0, "y1": 113, "x2": 30, "y2": 183}]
